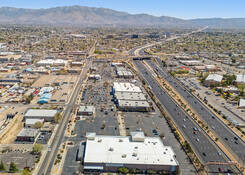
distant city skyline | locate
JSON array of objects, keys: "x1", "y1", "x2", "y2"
[{"x1": 0, "y1": 0, "x2": 244, "y2": 19}]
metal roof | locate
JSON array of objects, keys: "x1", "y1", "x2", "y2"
[{"x1": 25, "y1": 109, "x2": 57, "y2": 118}]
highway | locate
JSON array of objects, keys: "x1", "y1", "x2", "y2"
[
  {"x1": 149, "y1": 57, "x2": 245, "y2": 164},
  {"x1": 128, "y1": 27, "x2": 208, "y2": 57},
  {"x1": 37, "y1": 59, "x2": 92, "y2": 175},
  {"x1": 134, "y1": 59, "x2": 238, "y2": 174}
]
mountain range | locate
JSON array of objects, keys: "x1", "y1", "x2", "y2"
[{"x1": 0, "y1": 6, "x2": 244, "y2": 29}]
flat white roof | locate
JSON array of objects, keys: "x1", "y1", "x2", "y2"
[
  {"x1": 78, "y1": 106, "x2": 95, "y2": 113},
  {"x1": 205, "y1": 65, "x2": 216, "y2": 69},
  {"x1": 239, "y1": 99, "x2": 245, "y2": 108},
  {"x1": 25, "y1": 119, "x2": 44, "y2": 125},
  {"x1": 118, "y1": 100, "x2": 150, "y2": 108},
  {"x1": 115, "y1": 92, "x2": 146, "y2": 101},
  {"x1": 25, "y1": 109, "x2": 57, "y2": 118},
  {"x1": 206, "y1": 74, "x2": 223, "y2": 82},
  {"x1": 36, "y1": 59, "x2": 68, "y2": 65},
  {"x1": 17, "y1": 128, "x2": 38, "y2": 137},
  {"x1": 84, "y1": 134, "x2": 178, "y2": 166},
  {"x1": 117, "y1": 71, "x2": 133, "y2": 76},
  {"x1": 236, "y1": 75, "x2": 245, "y2": 84},
  {"x1": 179, "y1": 60, "x2": 201, "y2": 65},
  {"x1": 113, "y1": 82, "x2": 142, "y2": 93}
]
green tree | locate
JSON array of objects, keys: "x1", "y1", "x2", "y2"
[
  {"x1": 130, "y1": 168, "x2": 141, "y2": 174},
  {"x1": 21, "y1": 169, "x2": 31, "y2": 175},
  {"x1": 9, "y1": 162, "x2": 18, "y2": 173},
  {"x1": 0, "y1": 161, "x2": 6, "y2": 171},
  {"x1": 238, "y1": 84, "x2": 245, "y2": 97},
  {"x1": 54, "y1": 113, "x2": 62, "y2": 123},
  {"x1": 146, "y1": 169, "x2": 156, "y2": 174},
  {"x1": 34, "y1": 121, "x2": 43, "y2": 129},
  {"x1": 118, "y1": 167, "x2": 129, "y2": 174},
  {"x1": 32, "y1": 143, "x2": 43, "y2": 154}
]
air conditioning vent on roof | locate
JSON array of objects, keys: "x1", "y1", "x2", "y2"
[
  {"x1": 98, "y1": 139, "x2": 102, "y2": 142},
  {"x1": 109, "y1": 147, "x2": 114, "y2": 151},
  {"x1": 132, "y1": 152, "x2": 137, "y2": 157},
  {"x1": 122, "y1": 154, "x2": 127, "y2": 158},
  {"x1": 119, "y1": 139, "x2": 123, "y2": 142}
]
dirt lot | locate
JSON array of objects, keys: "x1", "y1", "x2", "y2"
[{"x1": 0, "y1": 106, "x2": 27, "y2": 144}]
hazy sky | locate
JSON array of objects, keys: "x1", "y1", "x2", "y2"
[{"x1": 0, "y1": 0, "x2": 244, "y2": 19}]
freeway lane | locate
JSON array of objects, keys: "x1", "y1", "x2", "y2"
[
  {"x1": 151, "y1": 57, "x2": 245, "y2": 164},
  {"x1": 129, "y1": 27, "x2": 208, "y2": 57},
  {"x1": 134, "y1": 60, "x2": 238, "y2": 174},
  {"x1": 38, "y1": 59, "x2": 92, "y2": 175}
]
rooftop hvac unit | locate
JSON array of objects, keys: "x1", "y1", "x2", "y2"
[
  {"x1": 132, "y1": 152, "x2": 137, "y2": 157},
  {"x1": 121, "y1": 154, "x2": 127, "y2": 158},
  {"x1": 109, "y1": 147, "x2": 114, "y2": 151}
]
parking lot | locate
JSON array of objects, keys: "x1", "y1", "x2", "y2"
[
  {"x1": 0, "y1": 151, "x2": 36, "y2": 170},
  {"x1": 36, "y1": 131, "x2": 52, "y2": 144},
  {"x1": 62, "y1": 60, "x2": 196, "y2": 175}
]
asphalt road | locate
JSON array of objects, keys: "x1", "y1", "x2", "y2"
[
  {"x1": 129, "y1": 27, "x2": 208, "y2": 57},
  {"x1": 37, "y1": 58, "x2": 92, "y2": 175},
  {"x1": 150, "y1": 57, "x2": 245, "y2": 164},
  {"x1": 134, "y1": 60, "x2": 238, "y2": 174}
]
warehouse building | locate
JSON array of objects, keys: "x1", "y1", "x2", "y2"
[
  {"x1": 115, "y1": 66, "x2": 134, "y2": 79},
  {"x1": 83, "y1": 132, "x2": 179, "y2": 173},
  {"x1": 16, "y1": 128, "x2": 39, "y2": 142},
  {"x1": 71, "y1": 61, "x2": 84, "y2": 67},
  {"x1": 0, "y1": 52, "x2": 22, "y2": 63},
  {"x1": 111, "y1": 62, "x2": 124, "y2": 67},
  {"x1": 236, "y1": 74, "x2": 245, "y2": 84},
  {"x1": 238, "y1": 99, "x2": 245, "y2": 109},
  {"x1": 112, "y1": 82, "x2": 150, "y2": 112},
  {"x1": 38, "y1": 93, "x2": 52, "y2": 104},
  {"x1": 25, "y1": 119, "x2": 44, "y2": 128},
  {"x1": 179, "y1": 60, "x2": 202, "y2": 66},
  {"x1": 118, "y1": 100, "x2": 150, "y2": 112},
  {"x1": 114, "y1": 92, "x2": 146, "y2": 102},
  {"x1": 112, "y1": 82, "x2": 142, "y2": 94},
  {"x1": 88, "y1": 74, "x2": 101, "y2": 80},
  {"x1": 24, "y1": 109, "x2": 57, "y2": 122},
  {"x1": 36, "y1": 59, "x2": 68, "y2": 67},
  {"x1": 39, "y1": 87, "x2": 54, "y2": 96},
  {"x1": 77, "y1": 106, "x2": 95, "y2": 116},
  {"x1": 204, "y1": 74, "x2": 223, "y2": 87},
  {"x1": 194, "y1": 65, "x2": 219, "y2": 72},
  {"x1": 174, "y1": 55, "x2": 192, "y2": 60}
]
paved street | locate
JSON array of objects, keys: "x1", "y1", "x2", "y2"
[
  {"x1": 134, "y1": 59, "x2": 239, "y2": 174},
  {"x1": 37, "y1": 59, "x2": 92, "y2": 175},
  {"x1": 151, "y1": 57, "x2": 245, "y2": 166},
  {"x1": 178, "y1": 77, "x2": 245, "y2": 125}
]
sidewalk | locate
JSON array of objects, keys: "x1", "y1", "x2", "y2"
[
  {"x1": 117, "y1": 111, "x2": 126, "y2": 136},
  {"x1": 32, "y1": 124, "x2": 59, "y2": 175}
]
